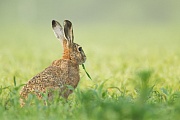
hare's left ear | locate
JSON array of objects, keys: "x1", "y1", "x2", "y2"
[
  {"x1": 63, "y1": 20, "x2": 74, "y2": 44},
  {"x1": 52, "y1": 20, "x2": 64, "y2": 43}
]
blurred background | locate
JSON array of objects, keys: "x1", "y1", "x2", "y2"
[
  {"x1": 0, "y1": 0, "x2": 180, "y2": 88},
  {"x1": 1, "y1": 0, "x2": 180, "y2": 25},
  {"x1": 0, "y1": 0, "x2": 180, "y2": 50}
]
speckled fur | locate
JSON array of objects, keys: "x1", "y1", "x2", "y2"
[{"x1": 20, "y1": 20, "x2": 86, "y2": 107}]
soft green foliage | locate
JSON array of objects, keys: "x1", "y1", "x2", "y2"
[
  {"x1": 1, "y1": 1, "x2": 180, "y2": 119},
  {"x1": 1, "y1": 23, "x2": 180, "y2": 120}
]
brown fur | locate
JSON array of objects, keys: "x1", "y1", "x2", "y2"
[{"x1": 20, "y1": 20, "x2": 86, "y2": 107}]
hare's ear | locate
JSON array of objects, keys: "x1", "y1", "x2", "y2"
[
  {"x1": 63, "y1": 20, "x2": 74, "y2": 43},
  {"x1": 52, "y1": 20, "x2": 64, "y2": 42}
]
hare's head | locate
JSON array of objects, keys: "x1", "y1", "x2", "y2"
[{"x1": 52, "y1": 20, "x2": 86, "y2": 65}]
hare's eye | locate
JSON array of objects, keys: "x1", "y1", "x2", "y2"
[{"x1": 78, "y1": 46, "x2": 82, "y2": 52}]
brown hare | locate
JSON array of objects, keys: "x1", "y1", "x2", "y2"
[{"x1": 20, "y1": 20, "x2": 86, "y2": 107}]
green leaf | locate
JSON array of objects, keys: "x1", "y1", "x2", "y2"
[
  {"x1": 13, "y1": 76, "x2": 16, "y2": 87},
  {"x1": 82, "y1": 64, "x2": 92, "y2": 80},
  {"x1": 66, "y1": 85, "x2": 75, "y2": 91}
]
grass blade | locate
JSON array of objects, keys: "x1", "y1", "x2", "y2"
[
  {"x1": 82, "y1": 64, "x2": 92, "y2": 80},
  {"x1": 13, "y1": 76, "x2": 16, "y2": 87}
]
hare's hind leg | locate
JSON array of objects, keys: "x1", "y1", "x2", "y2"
[
  {"x1": 19, "y1": 83, "x2": 44, "y2": 107},
  {"x1": 19, "y1": 88, "x2": 29, "y2": 107},
  {"x1": 20, "y1": 97, "x2": 25, "y2": 107}
]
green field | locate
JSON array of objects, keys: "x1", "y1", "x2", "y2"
[
  {"x1": 1, "y1": 1, "x2": 180, "y2": 120},
  {"x1": 1, "y1": 24, "x2": 180, "y2": 120}
]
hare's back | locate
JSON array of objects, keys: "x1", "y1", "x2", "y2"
[{"x1": 26, "y1": 66, "x2": 65, "y2": 91}]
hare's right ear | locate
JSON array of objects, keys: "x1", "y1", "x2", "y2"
[
  {"x1": 63, "y1": 20, "x2": 74, "y2": 44},
  {"x1": 52, "y1": 20, "x2": 64, "y2": 42}
]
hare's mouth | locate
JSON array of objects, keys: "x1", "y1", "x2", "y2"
[{"x1": 79, "y1": 56, "x2": 86, "y2": 65}]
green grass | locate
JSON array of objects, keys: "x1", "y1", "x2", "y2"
[{"x1": 1, "y1": 23, "x2": 180, "y2": 120}]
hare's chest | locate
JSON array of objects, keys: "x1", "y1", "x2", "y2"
[
  {"x1": 52, "y1": 60, "x2": 80, "y2": 87},
  {"x1": 66, "y1": 66, "x2": 80, "y2": 88}
]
